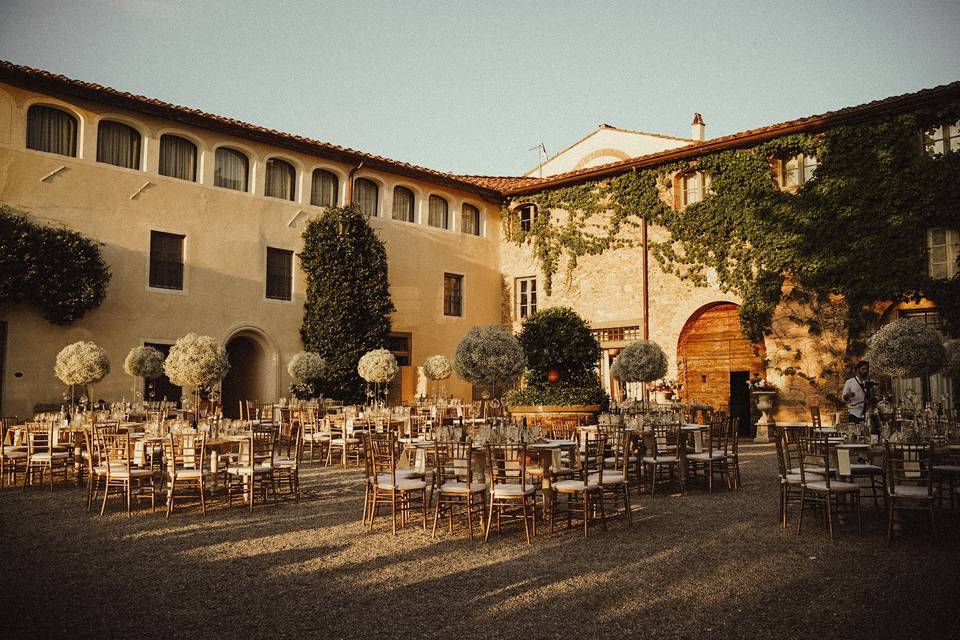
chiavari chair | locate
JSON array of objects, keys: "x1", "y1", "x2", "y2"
[
  {"x1": 226, "y1": 425, "x2": 278, "y2": 512},
  {"x1": 552, "y1": 432, "x2": 607, "y2": 537},
  {"x1": 99, "y1": 431, "x2": 156, "y2": 516},
  {"x1": 22, "y1": 422, "x2": 70, "y2": 491},
  {"x1": 367, "y1": 432, "x2": 428, "y2": 535},
  {"x1": 485, "y1": 443, "x2": 536, "y2": 544},
  {"x1": 796, "y1": 434, "x2": 861, "y2": 540},
  {"x1": 432, "y1": 440, "x2": 487, "y2": 539},
  {"x1": 162, "y1": 431, "x2": 206, "y2": 516},
  {"x1": 884, "y1": 442, "x2": 937, "y2": 545},
  {"x1": 1, "y1": 417, "x2": 27, "y2": 488}
]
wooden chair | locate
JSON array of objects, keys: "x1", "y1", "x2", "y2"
[
  {"x1": 99, "y1": 431, "x2": 156, "y2": 516},
  {"x1": 485, "y1": 444, "x2": 537, "y2": 544},
  {"x1": 432, "y1": 440, "x2": 487, "y2": 539},
  {"x1": 592, "y1": 430, "x2": 634, "y2": 525},
  {"x1": 1, "y1": 418, "x2": 27, "y2": 488},
  {"x1": 22, "y1": 422, "x2": 70, "y2": 491},
  {"x1": 327, "y1": 417, "x2": 362, "y2": 467},
  {"x1": 685, "y1": 417, "x2": 729, "y2": 493},
  {"x1": 274, "y1": 422, "x2": 303, "y2": 502},
  {"x1": 810, "y1": 405, "x2": 823, "y2": 430},
  {"x1": 226, "y1": 426, "x2": 278, "y2": 512},
  {"x1": 552, "y1": 433, "x2": 607, "y2": 537},
  {"x1": 771, "y1": 424, "x2": 817, "y2": 528},
  {"x1": 367, "y1": 432, "x2": 428, "y2": 535},
  {"x1": 884, "y1": 442, "x2": 937, "y2": 545},
  {"x1": 162, "y1": 432, "x2": 206, "y2": 516},
  {"x1": 299, "y1": 410, "x2": 330, "y2": 463},
  {"x1": 641, "y1": 423, "x2": 683, "y2": 496},
  {"x1": 796, "y1": 434, "x2": 861, "y2": 540}
]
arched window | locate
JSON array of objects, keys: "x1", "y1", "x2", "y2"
[
  {"x1": 461, "y1": 203, "x2": 480, "y2": 235},
  {"x1": 215, "y1": 147, "x2": 249, "y2": 192},
  {"x1": 518, "y1": 203, "x2": 537, "y2": 232},
  {"x1": 265, "y1": 158, "x2": 296, "y2": 200},
  {"x1": 392, "y1": 186, "x2": 415, "y2": 222},
  {"x1": 26, "y1": 105, "x2": 77, "y2": 157},
  {"x1": 97, "y1": 120, "x2": 141, "y2": 169},
  {"x1": 311, "y1": 169, "x2": 339, "y2": 207},
  {"x1": 354, "y1": 178, "x2": 379, "y2": 217},
  {"x1": 158, "y1": 134, "x2": 197, "y2": 182},
  {"x1": 428, "y1": 195, "x2": 449, "y2": 229}
]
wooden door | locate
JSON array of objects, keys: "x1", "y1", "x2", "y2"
[{"x1": 678, "y1": 303, "x2": 764, "y2": 411}]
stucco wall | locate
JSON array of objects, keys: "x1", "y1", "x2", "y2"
[{"x1": 0, "y1": 82, "x2": 501, "y2": 417}]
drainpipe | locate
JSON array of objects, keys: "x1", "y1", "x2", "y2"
[
  {"x1": 346, "y1": 161, "x2": 364, "y2": 204},
  {"x1": 637, "y1": 167, "x2": 651, "y2": 403}
]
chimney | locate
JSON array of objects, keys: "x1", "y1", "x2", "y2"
[{"x1": 691, "y1": 113, "x2": 705, "y2": 141}]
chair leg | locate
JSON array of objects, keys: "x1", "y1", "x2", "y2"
[
  {"x1": 521, "y1": 498, "x2": 532, "y2": 544},
  {"x1": 887, "y1": 498, "x2": 895, "y2": 546},
  {"x1": 825, "y1": 493, "x2": 834, "y2": 541},
  {"x1": 484, "y1": 499, "x2": 494, "y2": 542},
  {"x1": 796, "y1": 488, "x2": 806, "y2": 535}
]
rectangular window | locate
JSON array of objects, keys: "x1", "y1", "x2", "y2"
[
  {"x1": 779, "y1": 154, "x2": 817, "y2": 189},
  {"x1": 266, "y1": 247, "x2": 293, "y2": 300},
  {"x1": 149, "y1": 231, "x2": 184, "y2": 290},
  {"x1": 443, "y1": 273, "x2": 463, "y2": 317},
  {"x1": 516, "y1": 277, "x2": 537, "y2": 319},
  {"x1": 386, "y1": 333, "x2": 412, "y2": 366},
  {"x1": 925, "y1": 122, "x2": 960, "y2": 156},
  {"x1": 928, "y1": 228, "x2": 960, "y2": 280},
  {"x1": 682, "y1": 173, "x2": 702, "y2": 206}
]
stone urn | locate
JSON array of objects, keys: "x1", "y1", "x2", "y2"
[{"x1": 752, "y1": 390, "x2": 777, "y2": 443}]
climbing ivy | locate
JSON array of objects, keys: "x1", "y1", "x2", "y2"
[{"x1": 505, "y1": 101, "x2": 960, "y2": 351}]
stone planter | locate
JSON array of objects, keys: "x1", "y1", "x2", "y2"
[
  {"x1": 752, "y1": 390, "x2": 776, "y2": 443},
  {"x1": 507, "y1": 404, "x2": 602, "y2": 423}
]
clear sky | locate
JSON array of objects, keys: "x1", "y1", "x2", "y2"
[{"x1": 1, "y1": 0, "x2": 958, "y2": 176}]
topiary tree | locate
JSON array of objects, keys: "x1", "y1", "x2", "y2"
[
  {"x1": 300, "y1": 205, "x2": 395, "y2": 403},
  {"x1": 123, "y1": 345, "x2": 165, "y2": 403},
  {"x1": 865, "y1": 318, "x2": 945, "y2": 378},
  {"x1": 454, "y1": 325, "x2": 526, "y2": 400},
  {"x1": 1, "y1": 204, "x2": 110, "y2": 325},
  {"x1": 516, "y1": 307, "x2": 601, "y2": 387},
  {"x1": 611, "y1": 340, "x2": 668, "y2": 384},
  {"x1": 287, "y1": 351, "x2": 325, "y2": 399},
  {"x1": 506, "y1": 307, "x2": 607, "y2": 407}
]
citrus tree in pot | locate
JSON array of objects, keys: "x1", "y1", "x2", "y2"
[
  {"x1": 504, "y1": 307, "x2": 608, "y2": 413},
  {"x1": 610, "y1": 339, "x2": 668, "y2": 401}
]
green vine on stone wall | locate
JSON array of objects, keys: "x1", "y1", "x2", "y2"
[{"x1": 505, "y1": 101, "x2": 960, "y2": 350}]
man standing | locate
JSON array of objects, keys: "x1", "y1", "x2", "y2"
[{"x1": 842, "y1": 361, "x2": 872, "y2": 426}]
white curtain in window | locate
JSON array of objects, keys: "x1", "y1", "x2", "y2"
[
  {"x1": 27, "y1": 105, "x2": 77, "y2": 157},
  {"x1": 265, "y1": 159, "x2": 295, "y2": 200},
  {"x1": 158, "y1": 135, "x2": 197, "y2": 181},
  {"x1": 461, "y1": 204, "x2": 480, "y2": 235},
  {"x1": 311, "y1": 169, "x2": 339, "y2": 207},
  {"x1": 393, "y1": 187, "x2": 414, "y2": 222},
  {"x1": 355, "y1": 178, "x2": 378, "y2": 217},
  {"x1": 97, "y1": 120, "x2": 140, "y2": 169},
  {"x1": 215, "y1": 148, "x2": 249, "y2": 191},
  {"x1": 429, "y1": 195, "x2": 448, "y2": 228}
]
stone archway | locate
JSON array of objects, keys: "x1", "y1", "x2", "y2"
[
  {"x1": 221, "y1": 328, "x2": 277, "y2": 418},
  {"x1": 677, "y1": 302, "x2": 765, "y2": 433}
]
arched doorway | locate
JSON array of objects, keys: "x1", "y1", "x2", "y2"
[
  {"x1": 677, "y1": 302, "x2": 765, "y2": 435},
  {"x1": 221, "y1": 329, "x2": 276, "y2": 419}
]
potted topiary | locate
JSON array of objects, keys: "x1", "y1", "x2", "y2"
[
  {"x1": 287, "y1": 351, "x2": 325, "y2": 401},
  {"x1": 504, "y1": 307, "x2": 607, "y2": 417},
  {"x1": 866, "y1": 318, "x2": 946, "y2": 379},
  {"x1": 454, "y1": 325, "x2": 526, "y2": 409},
  {"x1": 610, "y1": 339, "x2": 668, "y2": 402}
]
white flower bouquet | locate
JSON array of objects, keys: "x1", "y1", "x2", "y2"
[
  {"x1": 423, "y1": 354, "x2": 452, "y2": 381},
  {"x1": 55, "y1": 341, "x2": 110, "y2": 386},
  {"x1": 163, "y1": 333, "x2": 230, "y2": 388},
  {"x1": 124, "y1": 345, "x2": 165, "y2": 378},
  {"x1": 288, "y1": 351, "x2": 325, "y2": 382},
  {"x1": 358, "y1": 348, "x2": 399, "y2": 383}
]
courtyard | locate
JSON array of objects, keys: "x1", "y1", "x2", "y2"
[{"x1": 3, "y1": 444, "x2": 958, "y2": 640}]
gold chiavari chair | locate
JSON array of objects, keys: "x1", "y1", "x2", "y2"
[
  {"x1": 485, "y1": 443, "x2": 536, "y2": 544},
  {"x1": 99, "y1": 431, "x2": 156, "y2": 516},
  {"x1": 884, "y1": 442, "x2": 936, "y2": 545},
  {"x1": 22, "y1": 422, "x2": 70, "y2": 491},
  {"x1": 641, "y1": 423, "x2": 683, "y2": 496},
  {"x1": 796, "y1": 434, "x2": 861, "y2": 540},
  {"x1": 592, "y1": 428, "x2": 635, "y2": 523},
  {"x1": 367, "y1": 432, "x2": 428, "y2": 535},
  {"x1": 162, "y1": 432, "x2": 206, "y2": 516},
  {"x1": 1, "y1": 417, "x2": 28, "y2": 488},
  {"x1": 226, "y1": 425, "x2": 278, "y2": 512},
  {"x1": 432, "y1": 440, "x2": 487, "y2": 539},
  {"x1": 552, "y1": 433, "x2": 607, "y2": 537},
  {"x1": 273, "y1": 421, "x2": 303, "y2": 502}
]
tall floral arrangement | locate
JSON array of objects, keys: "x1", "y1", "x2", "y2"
[
  {"x1": 55, "y1": 341, "x2": 110, "y2": 411},
  {"x1": 164, "y1": 333, "x2": 230, "y2": 418},
  {"x1": 358, "y1": 348, "x2": 398, "y2": 406},
  {"x1": 423, "y1": 354, "x2": 453, "y2": 402},
  {"x1": 287, "y1": 351, "x2": 325, "y2": 399},
  {"x1": 123, "y1": 345, "x2": 165, "y2": 403},
  {"x1": 865, "y1": 319, "x2": 945, "y2": 378},
  {"x1": 454, "y1": 325, "x2": 526, "y2": 400}
]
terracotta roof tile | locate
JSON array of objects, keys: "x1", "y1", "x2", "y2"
[{"x1": 0, "y1": 60, "x2": 505, "y2": 202}]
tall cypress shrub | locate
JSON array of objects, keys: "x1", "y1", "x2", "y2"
[{"x1": 299, "y1": 205, "x2": 394, "y2": 402}]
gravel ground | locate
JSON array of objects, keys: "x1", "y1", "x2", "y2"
[{"x1": 2, "y1": 444, "x2": 958, "y2": 640}]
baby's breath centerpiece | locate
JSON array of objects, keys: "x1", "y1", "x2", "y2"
[
  {"x1": 423, "y1": 354, "x2": 452, "y2": 401},
  {"x1": 55, "y1": 341, "x2": 110, "y2": 413},
  {"x1": 287, "y1": 351, "x2": 324, "y2": 399},
  {"x1": 358, "y1": 348, "x2": 398, "y2": 406},
  {"x1": 123, "y1": 345, "x2": 164, "y2": 405},
  {"x1": 164, "y1": 333, "x2": 230, "y2": 419}
]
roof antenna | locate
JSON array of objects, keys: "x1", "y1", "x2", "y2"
[{"x1": 529, "y1": 142, "x2": 547, "y2": 177}]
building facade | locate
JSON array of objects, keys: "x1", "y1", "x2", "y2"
[{"x1": 0, "y1": 61, "x2": 957, "y2": 425}]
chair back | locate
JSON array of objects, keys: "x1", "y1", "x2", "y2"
[
  {"x1": 579, "y1": 432, "x2": 605, "y2": 487},
  {"x1": 369, "y1": 432, "x2": 398, "y2": 486},
  {"x1": 810, "y1": 405, "x2": 822, "y2": 430},
  {"x1": 435, "y1": 440, "x2": 475, "y2": 485},
  {"x1": 548, "y1": 419, "x2": 578, "y2": 441},
  {"x1": 24, "y1": 422, "x2": 53, "y2": 456},
  {"x1": 781, "y1": 425, "x2": 805, "y2": 473},
  {"x1": 163, "y1": 432, "x2": 206, "y2": 478},
  {"x1": 487, "y1": 444, "x2": 528, "y2": 492},
  {"x1": 771, "y1": 425, "x2": 789, "y2": 480},
  {"x1": 884, "y1": 442, "x2": 934, "y2": 498},
  {"x1": 100, "y1": 431, "x2": 133, "y2": 476},
  {"x1": 798, "y1": 434, "x2": 833, "y2": 487},
  {"x1": 651, "y1": 422, "x2": 680, "y2": 457}
]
